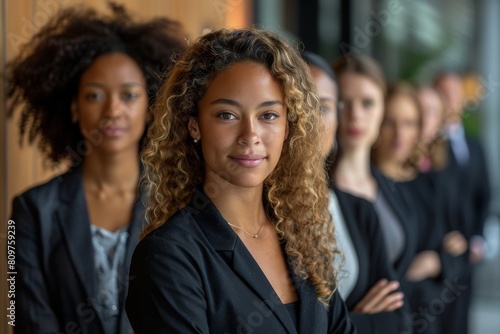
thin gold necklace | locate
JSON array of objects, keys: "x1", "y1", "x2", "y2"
[{"x1": 226, "y1": 220, "x2": 266, "y2": 238}]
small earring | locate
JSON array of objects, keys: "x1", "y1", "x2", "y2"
[{"x1": 193, "y1": 138, "x2": 199, "y2": 143}]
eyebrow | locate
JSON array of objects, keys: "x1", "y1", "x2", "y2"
[
  {"x1": 320, "y1": 97, "x2": 335, "y2": 103},
  {"x1": 83, "y1": 82, "x2": 144, "y2": 88},
  {"x1": 209, "y1": 98, "x2": 284, "y2": 109}
]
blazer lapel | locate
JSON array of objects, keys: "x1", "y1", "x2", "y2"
[
  {"x1": 332, "y1": 187, "x2": 367, "y2": 306},
  {"x1": 122, "y1": 197, "x2": 144, "y2": 291},
  {"x1": 55, "y1": 168, "x2": 106, "y2": 330},
  {"x1": 231, "y1": 241, "x2": 297, "y2": 334},
  {"x1": 119, "y1": 194, "x2": 145, "y2": 332},
  {"x1": 191, "y1": 188, "x2": 297, "y2": 334},
  {"x1": 287, "y1": 254, "x2": 322, "y2": 334},
  {"x1": 372, "y1": 166, "x2": 417, "y2": 274},
  {"x1": 332, "y1": 188, "x2": 365, "y2": 257},
  {"x1": 56, "y1": 169, "x2": 96, "y2": 298}
]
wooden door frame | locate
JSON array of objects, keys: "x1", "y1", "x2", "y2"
[{"x1": 1, "y1": 0, "x2": 8, "y2": 330}]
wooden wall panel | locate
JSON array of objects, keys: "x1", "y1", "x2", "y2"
[
  {"x1": 2, "y1": 0, "x2": 36, "y2": 330},
  {"x1": 0, "y1": 0, "x2": 6, "y2": 223},
  {"x1": 1, "y1": 0, "x2": 7, "y2": 331},
  {"x1": 1, "y1": 1, "x2": 252, "y2": 332},
  {"x1": 4, "y1": 0, "x2": 35, "y2": 210},
  {"x1": 224, "y1": 0, "x2": 253, "y2": 29},
  {"x1": 74, "y1": 0, "x2": 237, "y2": 38}
]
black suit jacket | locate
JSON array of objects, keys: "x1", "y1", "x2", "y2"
[
  {"x1": 446, "y1": 137, "x2": 491, "y2": 238},
  {"x1": 10, "y1": 168, "x2": 144, "y2": 334},
  {"x1": 398, "y1": 172, "x2": 468, "y2": 281},
  {"x1": 395, "y1": 173, "x2": 468, "y2": 334},
  {"x1": 372, "y1": 166, "x2": 418, "y2": 281},
  {"x1": 334, "y1": 188, "x2": 410, "y2": 334},
  {"x1": 126, "y1": 188, "x2": 356, "y2": 334}
]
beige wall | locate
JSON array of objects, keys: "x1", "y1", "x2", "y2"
[{"x1": 0, "y1": 0, "x2": 252, "y2": 331}]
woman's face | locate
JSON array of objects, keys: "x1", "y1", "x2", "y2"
[
  {"x1": 190, "y1": 60, "x2": 288, "y2": 189},
  {"x1": 337, "y1": 73, "x2": 384, "y2": 151},
  {"x1": 377, "y1": 94, "x2": 420, "y2": 164},
  {"x1": 418, "y1": 88, "x2": 444, "y2": 144},
  {"x1": 73, "y1": 52, "x2": 148, "y2": 156},
  {"x1": 309, "y1": 66, "x2": 338, "y2": 159}
]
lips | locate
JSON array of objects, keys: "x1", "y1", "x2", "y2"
[
  {"x1": 101, "y1": 127, "x2": 127, "y2": 137},
  {"x1": 347, "y1": 128, "x2": 362, "y2": 137},
  {"x1": 392, "y1": 142, "x2": 404, "y2": 150},
  {"x1": 229, "y1": 154, "x2": 266, "y2": 168}
]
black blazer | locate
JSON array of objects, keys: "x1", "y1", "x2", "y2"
[
  {"x1": 10, "y1": 168, "x2": 144, "y2": 334},
  {"x1": 395, "y1": 173, "x2": 468, "y2": 334},
  {"x1": 372, "y1": 166, "x2": 418, "y2": 280},
  {"x1": 446, "y1": 137, "x2": 491, "y2": 238},
  {"x1": 333, "y1": 188, "x2": 410, "y2": 334},
  {"x1": 126, "y1": 188, "x2": 356, "y2": 334},
  {"x1": 398, "y1": 172, "x2": 468, "y2": 281}
]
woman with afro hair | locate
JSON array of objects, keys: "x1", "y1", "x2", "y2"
[{"x1": 7, "y1": 3, "x2": 186, "y2": 333}]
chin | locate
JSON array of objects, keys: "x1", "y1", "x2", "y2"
[
  {"x1": 232, "y1": 176, "x2": 268, "y2": 188},
  {"x1": 95, "y1": 143, "x2": 139, "y2": 156},
  {"x1": 343, "y1": 138, "x2": 368, "y2": 151},
  {"x1": 220, "y1": 171, "x2": 270, "y2": 189}
]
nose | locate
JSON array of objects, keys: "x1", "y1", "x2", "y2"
[
  {"x1": 350, "y1": 101, "x2": 364, "y2": 121},
  {"x1": 237, "y1": 118, "x2": 260, "y2": 146},
  {"x1": 394, "y1": 124, "x2": 404, "y2": 141},
  {"x1": 103, "y1": 94, "x2": 125, "y2": 118},
  {"x1": 342, "y1": 100, "x2": 362, "y2": 121}
]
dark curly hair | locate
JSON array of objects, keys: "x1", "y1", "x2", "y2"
[{"x1": 6, "y1": 2, "x2": 186, "y2": 166}]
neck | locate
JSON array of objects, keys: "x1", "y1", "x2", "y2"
[
  {"x1": 334, "y1": 146, "x2": 372, "y2": 182},
  {"x1": 204, "y1": 179, "x2": 267, "y2": 234},
  {"x1": 83, "y1": 149, "x2": 140, "y2": 192},
  {"x1": 333, "y1": 146, "x2": 378, "y2": 199},
  {"x1": 375, "y1": 159, "x2": 404, "y2": 180},
  {"x1": 446, "y1": 119, "x2": 462, "y2": 130},
  {"x1": 374, "y1": 158, "x2": 411, "y2": 181}
]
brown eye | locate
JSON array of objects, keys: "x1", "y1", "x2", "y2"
[
  {"x1": 362, "y1": 98, "x2": 375, "y2": 109},
  {"x1": 260, "y1": 112, "x2": 279, "y2": 120},
  {"x1": 217, "y1": 112, "x2": 236, "y2": 120},
  {"x1": 122, "y1": 91, "x2": 139, "y2": 101},
  {"x1": 85, "y1": 92, "x2": 103, "y2": 101}
]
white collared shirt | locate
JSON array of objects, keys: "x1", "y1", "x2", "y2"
[{"x1": 446, "y1": 122, "x2": 470, "y2": 166}]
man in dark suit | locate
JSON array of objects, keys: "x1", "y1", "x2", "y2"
[
  {"x1": 435, "y1": 72, "x2": 491, "y2": 259},
  {"x1": 435, "y1": 71, "x2": 491, "y2": 334}
]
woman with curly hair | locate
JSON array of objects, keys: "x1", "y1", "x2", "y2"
[
  {"x1": 7, "y1": 3, "x2": 186, "y2": 333},
  {"x1": 125, "y1": 28, "x2": 355, "y2": 333}
]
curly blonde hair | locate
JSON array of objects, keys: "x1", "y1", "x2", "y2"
[{"x1": 141, "y1": 28, "x2": 339, "y2": 305}]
